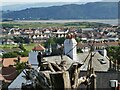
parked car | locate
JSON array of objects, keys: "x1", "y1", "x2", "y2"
[{"x1": 97, "y1": 58, "x2": 106, "y2": 64}]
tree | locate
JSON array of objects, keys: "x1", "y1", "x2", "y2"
[
  {"x1": 106, "y1": 46, "x2": 120, "y2": 65},
  {"x1": 75, "y1": 37, "x2": 81, "y2": 43},
  {"x1": 24, "y1": 37, "x2": 30, "y2": 44},
  {"x1": 56, "y1": 37, "x2": 65, "y2": 45},
  {"x1": 77, "y1": 48, "x2": 83, "y2": 53},
  {"x1": 13, "y1": 36, "x2": 24, "y2": 43},
  {"x1": 44, "y1": 38, "x2": 56, "y2": 48},
  {"x1": 14, "y1": 61, "x2": 27, "y2": 74},
  {"x1": 3, "y1": 52, "x2": 18, "y2": 58},
  {"x1": 19, "y1": 43, "x2": 26, "y2": 51}
]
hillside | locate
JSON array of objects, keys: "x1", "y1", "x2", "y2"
[
  {"x1": 2, "y1": 2, "x2": 83, "y2": 11},
  {"x1": 2, "y1": 2, "x2": 118, "y2": 20}
]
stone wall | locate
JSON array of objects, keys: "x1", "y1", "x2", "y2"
[{"x1": 79, "y1": 71, "x2": 119, "y2": 89}]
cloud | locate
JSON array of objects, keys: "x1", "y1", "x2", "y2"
[
  {"x1": 101, "y1": 0, "x2": 119, "y2": 2},
  {"x1": 2, "y1": 0, "x2": 102, "y2": 3}
]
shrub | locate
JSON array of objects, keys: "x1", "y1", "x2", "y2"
[
  {"x1": 3, "y1": 52, "x2": 18, "y2": 58},
  {"x1": 77, "y1": 48, "x2": 83, "y2": 53},
  {"x1": 20, "y1": 51, "x2": 29, "y2": 57},
  {"x1": 2, "y1": 51, "x2": 29, "y2": 58},
  {"x1": 14, "y1": 62, "x2": 27, "y2": 74},
  {"x1": 19, "y1": 44, "x2": 26, "y2": 51}
]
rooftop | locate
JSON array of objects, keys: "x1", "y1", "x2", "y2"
[
  {"x1": 2, "y1": 57, "x2": 28, "y2": 67},
  {"x1": 32, "y1": 44, "x2": 45, "y2": 51},
  {"x1": 77, "y1": 52, "x2": 109, "y2": 71}
]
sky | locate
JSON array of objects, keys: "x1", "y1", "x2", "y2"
[
  {"x1": 2, "y1": 0, "x2": 102, "y2": 3},
  {"x1": 1, "y1": 0, "x2": 102, "y2": 6},
  {"x1": 1, "y1": 0, "x2": 119, "y2": 6}
]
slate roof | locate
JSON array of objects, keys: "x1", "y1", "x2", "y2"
[
  {"x1": 79, "y1": 71, "x2": 119, "y2": 89},
  {"x1": 44, "y1": 52, "x2": 109, "y2": 71},
  {"x1": 77, "y1": 52, "x2": 109, "y2": 71},
  {"x1": 77, "y1": 42, "x2": 119, "y2": 48},
  {"x1": 44, "y1": 55, "x2": 73, "y2": 69},
  {"x1": 8, "y1": 52, "x2": 119, "y2": 89}
]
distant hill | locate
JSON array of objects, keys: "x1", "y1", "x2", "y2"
[
  {"x1": 2, "y1": 2, "x2": 83, "y2": 11},
  {"x1": 2, "y1": 2, "x2": 118, "y2": 20}
]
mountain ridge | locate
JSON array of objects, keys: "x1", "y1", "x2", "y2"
[
  {"x1": 2, "y1": 2, "x2": 118, "y2": 20},
  {"x1": 2, "y1": 2, "x2": 84, "y2": 11}
]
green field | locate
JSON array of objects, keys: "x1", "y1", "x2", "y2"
[
  {"x1": 0, "y1": 43, "x2": 37, "y2": 51},
  {"x1": 23, "y1": 43, "x2": 37, "y2": 51},
  {"x1": 1, "y1": 21, "x2": 64, "y2": 28},
  {"x1": 0, "y1": 21, "x2": 111, "y2": 29},
  {"x1": 0, "y1": 44, "x2": 18, "y2": 49}
]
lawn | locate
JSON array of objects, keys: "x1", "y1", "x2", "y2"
[
  {"x1": 1, "y1": 22, "x2": 64, "y2": 28},
  {"x1": 0, "y1": 43, "x2": 37, "y2": 51},
  {"x1": 0, "y1": 44, "x2": 18, "y2": 49},
  {"x1": 23, "y1": 43, "x2": 37, "y2": 51},
  {"x1": 1, "y1": 21, "x2": 94, "y2": 29}
]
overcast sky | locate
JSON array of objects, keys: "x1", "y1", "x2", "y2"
[
  {"x1": 1, "y1": 0, "x2": 102, "y2": 5},
  {"x1": 2, "y1": 0, "x2": 102, "y2": 3},
  {"x1": 1, "y1": 0, "x2": 119, "y2": 6}
]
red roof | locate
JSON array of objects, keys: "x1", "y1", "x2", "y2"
[
  {"x1": 77, "y1": 42, "x2": 119, "y2": 48},
  {"x1": 32, "y1": 44, "x2": 45, "y2": 51},
  {"x1": 2, "y1": 57, "x2": 28, "y2": 67}
]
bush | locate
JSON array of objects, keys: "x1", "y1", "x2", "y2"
[
  {"x1": 19, "y1": 44, "x2": 26, "y2": 51},
  {"x1": 3, "y1": 52, "x2": 18, "y2": 58},
  {"x1": 14, "y1": 62, "x2": 27, "y2": 74},
  {"x1": 77, "y1": 48, "x2": 83, "y2": 53},
  {"x1": 3, "y1": 51, "x2": 29, "y2": 58},
  {"x1": 20, "y1": 51, "x2": 29, "y2": 57}
]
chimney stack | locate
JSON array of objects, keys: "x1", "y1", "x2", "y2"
[{"x1": 64, "y1": 34, "x2": 77, "y2": 61}]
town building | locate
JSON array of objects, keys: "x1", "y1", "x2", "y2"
[{"x1": 8, "y1": 35, "x2": 120, "y2": 89}]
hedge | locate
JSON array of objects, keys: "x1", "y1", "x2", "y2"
[{"x1": 3, "y1": 51, "x2": 29, "y2": 58}]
